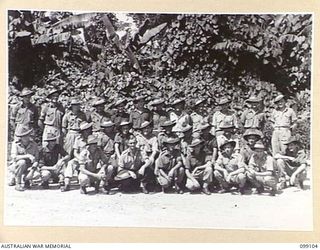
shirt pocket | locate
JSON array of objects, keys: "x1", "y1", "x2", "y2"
[{"x1": 45, "y1": 109, "x2": 56, "y2": 125}]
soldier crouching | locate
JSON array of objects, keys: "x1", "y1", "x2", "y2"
[{"x1": 154, "y1": 137, "x2": 185, "y2": 194}]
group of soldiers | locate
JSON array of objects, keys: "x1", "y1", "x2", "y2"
[{"x1": 8, "y1": 87, "x2": 309, "y2": 196}]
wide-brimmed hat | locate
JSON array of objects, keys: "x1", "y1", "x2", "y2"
[
  {"x1": 283, "y1": 136, "x2": 300, "y2": 145},
  {"x1": 219, "y1": 139, "x2": 236, "y2": 150},
  {"x1": 246, "y1": 96, "x2": 262, "y2": 103},
  {"x1": 194, "y1": 99, "x2": 205, "y2": 107},
  {"x1": 43, "y1": 132, "x2": 59, "y2": 141},
  {"x1": 274, "y1": 94, "x2": 285, "y2": 103},
  {"x1": 92, "y1": 98, "x2": 106, "y2": 107},
  {"x1": 150, "y1": 98, "x2": 165, "y2": 106},
  {"x1": 163, "y1": 137, "x2": 180, "y2": 145},
  {"x1": 160, "y1": 120, "x2": 176, "y2": 128},
  {"x1": 80, "y1": 121, "x2": 93, "y2": 131},
  {"x1": 139, "y1": 121, "x2": 152, "y2": 129},
  {"x1": 87, "y1": 135, "x2": 98, "y2": 145},
  {"x1": 219, "y1": 123, "x2": 235, "y2": 130},
  {"x1": 199, "y1": 123, "x2": 211, "y2": 130},
  {"x1": 15, "y1": 126, "x2": 33, "y2": 137},
  {"x1": 243, "y1": 129, "x2": 263, "y2": 141},
  {"x1": 217, "y1": 97, "x2": 231, "y2": 106},
  {"x1": 114, "y1": 98, "x2": 127, "y2": 107},
  {"x1": 189, "y1": 138, "x2": 204, "y2": 148},
  {"x1": 70, "y1": 98, "x2": 81, "y2": 105},
  {"x1": 119, "y1": 120, "x2": 132, "y2": 127},
  {"x1": 253, "y1": 141, "x2": 266, "y2": 150},
  {"x1": 171, "y1": 98, "x2": 185, "y2": 106},
  {"x1": 47, "y1": 89, "x2": 60, "y2": 98},
  {"x1": 20, "y1": 88, "x2": 34, "y2": 97},
  {"x1": 101, "y1": 121, "x2": 115, "y2": 128},
  {"x1": 180, "y1": 124, "x2": 193, "y2": 133}
]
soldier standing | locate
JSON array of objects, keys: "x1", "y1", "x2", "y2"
[
  {"x1": 150, "y1": 98, "x2": 168, "y2": 133},
  {"x1": 90, "y1": 98, "x2": 111, "y2": 136},
  {"x1": 112, "y1": 98, "x2": 129, "y2": 128},
  {"x1": 38, "y1": 89, "x2": 65, "y2": 145},
  {"x1": 169, "y1": 98, "x2": 192, "y2": 134},
  {"x1": 240, "y1": 96, "x2": 266, "y2": 130},
  {"x1": 270, "y1": 95, "x2": 297, "y2": 156},
  {"x1": 129, "y1": 95, "x2": 152, "y2": 130}
]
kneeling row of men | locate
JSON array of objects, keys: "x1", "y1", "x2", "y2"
[{"x1": 8, "y1": 120, "x2": 308, "y2": 196}]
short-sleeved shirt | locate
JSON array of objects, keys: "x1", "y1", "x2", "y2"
[
  {"x1": 136, "y1": 133, "x2": 159, "y2": 159},
  {"x1": 284, "y1": 149, "x2": 307, "y2": 168},
  {"x1": 170, "y1": 112, "x2": 191, "y2": 132},
  {"x1": 216, "y1": 152, "x2": 244, "y2": 173},
  {"x1": 114, "y1": 132, "x2": 131, "y2": 154},
  {"x1": 212, "y1": 110, "x2": 239, "y2": 131},
  {"x1": 271, "y1": 107, "x2": 297, "y2": 128},
  {"x1": 248, "y1": 152, "x2": 274, "y2": 172},
  {"x1": 180, "y1": 137, "x2": 192, "y2": 156},
  {"x1": 156, "y1": 149, "x2": 182, "y2": 172},
  {"x1": 79, "y1": 148, "x2": 109, "y2": 173},
  {"x1": 39, "y1": 144, "x2": 67, "y2": 167},
  {"x1": 90, "y1": 111, "x2": 111, "y2": 132},
  {"x1": 39, "y1": 102, "x2": 65, "y2": 128},
  {"x1": 62, "y1": 110, "x2": 88, "y2": 131},
  {"x1": 129, "y1": 108, "x2": 152, "y2": 129},
  {"x1": 190, "y1": 112, "x2": 207, "y2": 130},
  {"x1": 152, "y1": 110, "x2": 168, "y2": 132},
  {"x1": 98, "y1": 132, "x2": 115, "y2": 156},
  {"x1": 118, "y1": 148, "x2": 144, "y2": 171},
  {"x1": 11, "y1": 102, "x2": 38, "y2": 129},
  {"x1": 185, "y1": 152, "x2": 206, "y2": 172},
  {"x1": 240, "y1": 109, "x2": 266, "y2": 130},
  {"x1": 11, "y1": 139, "x2": 39, "y2": 163},
  {"x1": 240, "y1": 144, "x2": 255, "y2": 165}
]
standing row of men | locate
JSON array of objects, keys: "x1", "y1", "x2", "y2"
[{"x1": 8, "y1": 87, "x2": 308, "y2": 195}]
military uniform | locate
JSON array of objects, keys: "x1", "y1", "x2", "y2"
[
  {"x1": 62, "y1": 110, "x2": 88, "y2": 154},
  {"x1": 90, "y1": 110, "x2": 110, "y2": 134},
  {"x1": 240, "y1": 109, "x2": 266, "y2": 130},
  {"x1": 211, "y1": 110, "x2": 238, "y2": 135},
  {"x1": 129, "y1": 108, "x2": 152, "y2": 130},
  {"x1": 152, "y1": 110, "x2": 168, "y2": 133},
  {"x1": 39, "y1": 102, "x2": 65, "y2": 144}
]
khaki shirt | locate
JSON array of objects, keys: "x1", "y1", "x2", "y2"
[
  {"x1": 271, "y1": 107, "x2": 297, "y2": 128},
  {"x1": 212, "y1": 110, "x2": 239, "y2": 131},
  {"x1": 156, "y1": 149, "x2": 182, "y2": 172},
  {"x1": 90, "y1": 111, "x2": 110, "y2": 132},
  {"x1": 62, "y1": 110, "x2": 88, "y2": 131},
  {"x1": 216, "y1": 152, "x2": 244, "y2": 173},
  {"x1": 240, "y1": 109, "x2": 266, "y2": 129},
  {"x1": 11, "y1": 139, "x2": 39, "y2": 163},
  {"x1": 136, "y1": 133, "x2": 159, "y2": 160},
  {"x1": 118, "y1": 148, "x2": 144, "y2": 171},
  {"x1": 129, "y1": 108, "x2": 152, "y2": 129},
  {"x1": 10, "y1": 103, "x2": 38, "y2": 129},
  {"x1": 248, "y1": 152, "x2": 274, "y2": 172},
  {"x1": 39, "y1": 103, "x2": 64, "y2": 128}
]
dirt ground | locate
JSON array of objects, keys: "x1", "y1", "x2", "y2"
[{"x1": 4, "y1": 173, "x2": 313, "y2": 231}]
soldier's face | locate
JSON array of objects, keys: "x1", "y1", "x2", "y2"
[
  {"x1": 117, "y1": 103, "x2": 125, "y2": 112},
  {"x1": 277, "y1": 99, "x2": 285, "y2": 109},
  {"x1": 142, "y1": 126, "x2": 152, "y2": 136},
  {"x1": 135, "y1": 100, "x2": 144, "y2": 109},
  {"x1": 193, "y1": 145, "x2": 201, "y2": 154},
  {"x1": 50, "y1": 93, "x2": 59, "y2": 103},
  {"x1": 104, "y1": 126, "x2": 114, "y2": 134},
  {"x1": 20, "y1": 135, "x2": 30, "y2": 144},
  {"x1": 288, "y1": 143, "x2": 299, "y2": 152},
  {"x1": 251, "y1": 103, "x2": 259, "y2": 110},
  {"x1": 88, "y1": 143, "x2": 98, "y2": 151},
  {"x1": 254, "y1": 148, "x2": 264, "y2": 156},
  {"x1": 96, "y1": 105, "x2": 104, "y2": 112},
  {"x1": 247, "y1": 135, "x2": 258, "y2": 146},
  {"x1": 223, "y1": 144, "x2": 234, "y2": 155},
  {"x1": 173, "y1": 103, "x2": 184, "y2": 112},
  {"x1": 128, "y1": 138, "x2": 137, "y2": 149},
  {"x1": 47, "y1": 140, "x2": 56, "y2": 148},
  {"x1": 22, "y1": 96, "x2": 31, "y2": 104},
  {"x1": 121, "y1": 125, "x2": 129, "y2": 134}
]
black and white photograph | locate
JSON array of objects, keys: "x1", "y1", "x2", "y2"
[{"x1": 5, "y1": 10, "x2": 313, "y2": 230}]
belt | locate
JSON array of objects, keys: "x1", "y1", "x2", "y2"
[{"x1": 274, "y1": 126, "x2": 290, "y2": 129}]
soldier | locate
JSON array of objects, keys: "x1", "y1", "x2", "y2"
[
  {"x1": 199, "y1": 123, "x2": 218, "y2": 165},
  {"x1": 114, "y1": 135, "x2": 154, "y2": 194},
  {"x1": 27, "y1": 133, "x2": 70, "y2": 189},
  {"x1": 9, "y1": 126, "x2": 39, "y2": 191},
  {"x1": 157, "y1": 120, "x2": 176, "y2": 150},
  {"x1": 10, "y1": 88, "x2": 38, "y2": 137},
  {"x1": 169, "y1": 98, "x2": 192, "y2": 134},
  {"x1": 112, "y1": 98, "x2": 129, "y2": 128},
  {"x1": 270, "y1": 94, "x2": 297, "y2": 156},
  {"x1": 216, "y1": 123, "x2": 240, "y2": 152},
  {"x1": 38, "y1": 89, "x2": 65, "y2": 145},
  {"x1": 275, "y1": 136, "x2": 308, "y2": 190},
  {"x1": 246, "y1": 141, "x2": 278, "y2": 196},
  {"x1": 241, "y1": 128, "x2": 264, "y2": 165},
  {"x1": 180, "y1": 125, "x2": 193, "y2": 157},
  {"x1": 129, "y1": 95, "x2": 152, "y2": 130},
  {"x1": 78, "y1": 135, "x2": 116, "y2": 194},
  {"x1": 114, "y1": 120, "x2": 133, "y2": 160},
  {"x1": 240, "y1": 96, "x2": 266, "y2": 130},
  {"x1": 190, "y1": 99, "x2": 208, "y2": 131},
  {"x1": 150, "y1": 98, "x2": 168, "y2": 133},
  {"x1": 62, "y1": 98, "x2": 89, "y2": 155},
  {"x1": 214, "y1": 139, "x2": 246, "y2": 194},
  {"x1": 155, "y1": 137, "x2": 185, "y2": 194},
  {"x1": 184, "y1": 138, "x2": 213, "y2": 195},
  {"x1": 211, "y1": 97, "x2": 238, "y2": 136},
  {"x1": 61, "y1": 121, "x2": 93, "y2": 192},
  {"x1": 90, "y1": 98, "x2": 111, "y2": 136}
]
